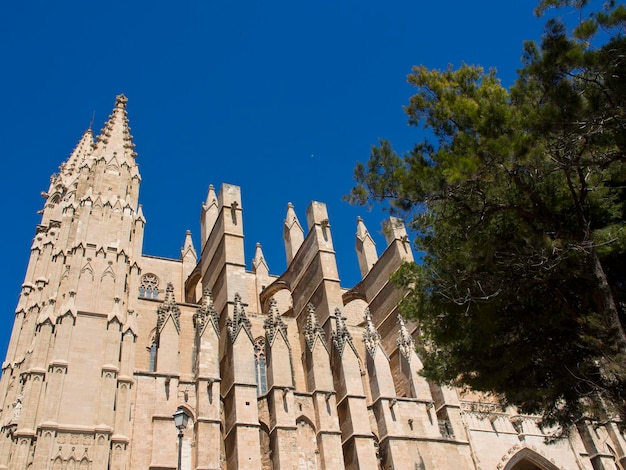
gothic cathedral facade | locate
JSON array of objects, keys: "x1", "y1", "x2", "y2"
[{"x1": 1, "y1": 95, "x2": 625, "y2": 469}]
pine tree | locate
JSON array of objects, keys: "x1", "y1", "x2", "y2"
[{"x1": 348, "y1": 0, "x2": 626, "y2": 429}]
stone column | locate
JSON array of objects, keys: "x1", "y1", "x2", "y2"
[
  {"x1": 193, "y1": 289, "x2": 222, "y2": 470},
  {"x1": 302, "y1": 304, "x2": 345, "y2": 469},
  {"x1": 264, "y1": 298, "x2": 296, "y2": 468},
  {"x1": 221, "y1": 294, "x2": 262, "y2": 470},
  {"x1": 330, "y1": 309, "x2": 378, "y2": 470}
]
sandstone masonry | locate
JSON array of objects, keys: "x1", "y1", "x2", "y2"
[{"x1": 0, "y1": 95, "x2": 624, "y2": 469}]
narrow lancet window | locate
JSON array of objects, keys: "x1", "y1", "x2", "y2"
[{"x1": 254, "y1": 337, "x2": 267, "y2": 396}]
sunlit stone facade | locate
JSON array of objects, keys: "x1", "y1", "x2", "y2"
[{"x1": 1, "y1": 95, "x2": 624, "y2": 469}]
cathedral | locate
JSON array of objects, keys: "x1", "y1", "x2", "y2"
[{"x1": 1, "y1": 95, "x2": 625, "y2": 469}]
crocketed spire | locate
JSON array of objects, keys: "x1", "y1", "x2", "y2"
[
  {"x1": 157, "y1": 283, "x2": 181, "y2": 333},
  {"x1": 397, "y1": 313, "x2": 415, "y2": 359},
  {"x1": 92, "y1": 94, "x2": 137, "y2": 163},
  {"x1": 59, "y1": 128, "x2": 94, "y2": 186},
  {"x1": 263, "y1": 297, "x2": 288, "y2": 346},
  {"x1": 362, "y1": 308, "x2": 381, "y2": 357},
  {"x1": 332, "y1": 308, "x2": 356, "y2": 356},
  {"x1": 304, "y1": 303, "x2": 326, "y2": 352},
  {"x1": 194, "y1": 287, "x2": 219, "y2": 337},
  {"x1": 226, "y1": 293, "x2": 252, "y2": 342}
]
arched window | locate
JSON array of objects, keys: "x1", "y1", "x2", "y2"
[
  {"x1": 139, "y1": 273, "x2": 159, "y2": 299},
  {"x1": 149, "y1": 342, "x2": 158, "y2": 372},
  {"x1": 254, "y1": 337, "x2": 267, "y2": 396}
]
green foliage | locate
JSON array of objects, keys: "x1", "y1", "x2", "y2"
[{"x1": 349, "y1": 0, "x2": 626, "y2": 430}]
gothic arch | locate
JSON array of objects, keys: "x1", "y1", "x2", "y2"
[
  {"x1": 259, "y1": 280, "x2": 290, "y2": 314},
  {"x1": 139, "y1": 273, "x2": 159, "y2": 300},
  {"x1": 341, "y1": 298, "x2": 369, "y2": 326},
  {"x1": 259, "y1": 421, "x2": 272, "y2": 470},
  {"x1": 500, "y1": 446, "x2": 562, "y2": 470},
  {"x1": 176, "y1": 403, "x2": 197, "y2": 427},
  {"x1": 52, "y1": 456, "x2": 63, "y2": 470},
  {"x1": 184, "y1": 268, "x2": 202, "y2": 303},
  {"x1": 295, "y1": 415, "x2": 316, "y2": 430},
  {"x1": 294, "y1": 416, "x2": 320, "y2": 470},
  {"x1": 176, "y1": 406, "x2": 196, "y2": 470}
]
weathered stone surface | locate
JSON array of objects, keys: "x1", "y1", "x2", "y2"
[{"x1": 0, "y1": 95, "x2": 622, "y2": 470}]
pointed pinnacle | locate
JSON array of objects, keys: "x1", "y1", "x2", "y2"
[
  {"x1": 253, "y1": 242, "x2": 269, "y2": 272},
  {"x1": 284, "y1": 202, "x2": 302, "y2": 229},
  {"x1": 93, "y1": 94, "x2": 136, "y2": 160},
  {"x1": 356, "y1": 216, "x2": 369, "y2": 240},
  {"x1": 204, "y1": 184, "x2": 217, "y2": 208}
]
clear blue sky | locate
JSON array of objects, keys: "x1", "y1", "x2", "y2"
[{"x1": 0, "y1": 1, "x2": 553, "y2": 359}]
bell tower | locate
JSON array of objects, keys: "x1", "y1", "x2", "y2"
[{"x1": 0, "y1": 94, "x2": 144, "y2": 470}]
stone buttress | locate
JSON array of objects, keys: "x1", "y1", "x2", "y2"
[{"x1": 2, "y1": 95, "x2": 624, "y2": 470}]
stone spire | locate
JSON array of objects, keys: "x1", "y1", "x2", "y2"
[
  {"x1": 356, "y1": 217, "x2": 378, "y2": 277},
  {"x1": 181, "y1": 230, "x2": 197, "y2": 260},
  {"x1": 252, "y1": 242, "x2": 269, "y2": 274},
  {"x1": 283, "y1": 202, "x2": 304, "y2": 264},
  {"x1": 362, "y1": 308, "x2": 381, "y2": 357},
  {"x1": 204, "y1": 184, "x2": 217, "y2": 208},
  {"x1": 59, "y1": 129, "x2": 94, "y2": 185},
  {"x1": 194, "y1": 288, "x2": 219, "y2": 337},
  {"x1": 263, "y1": 297, "x2": 288, "y2": 346},
  {"x1": 181, "y1": 230, "x2": 197, "y2": 283},
  {"x1": 397, "y1": 313, "x2": 415, "y2": 359},
  {"x1": 200, "y1": 184, "x2": 218, "y2": 248},
  {"x1": 157, "y1": 283, "x2": 181, "y2": 333},
  {"x1": 92, "y1": 94, "x2": 137, "y2": 163},
  {"x1": 226, "y1": 293, "x2": 252, "y2": 342},
  {"x1": 304, "y1": 303, "x2": 327, "y2": 352},
  {"x1": 332, "y1": 308, "x2": 356, "y2": 356}
]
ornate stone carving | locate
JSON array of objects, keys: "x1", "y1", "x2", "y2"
[
  {"x1": 156, "y1": 283, "x2": 180, "y2": 333},
  {"x1": 362, "y1": 308, "x2": 381, "y2": 357},
  {"x1": 331, "y1": 308, "x2": 356, "y2": 356},
  {"x1": 263, "y1": 297, "x2": 288, "y2": 347},
  {"x1": 254, "y1": 336, "x2": 266, "y2": 355},
  {"x1": 139, "y1": 273, "x2": 159, "y2": 299},
  {"x1": 10, "y1": 393, "x2": 23, "y2": 423},
  {"x1": 193, "y1": 287, "x2": 219, "y2": 337},
  {"x1": 460, "y1": 400, "x2": 504, "y2": 415},
  {"x1": 226, "y1": 293, "x2": 252, "y2": 343},
  {"x1": 397, "y1": 314, "x2": 415, "y2": 360},
  {"x1": 304, "y1": 304, "x2": 326, "y2": 352}
]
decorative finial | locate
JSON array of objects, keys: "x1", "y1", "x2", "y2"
[
  {"x1": 156, "y1": 283, "x2": 181, "y2": 333},
  {"x1": 363, "y1": 308, "x2": 381, "y2": 357},
  {"x1": 304, "y1": 303, "x2": 326, "y2": 352},
  {"x1": 115, "y1": 94, "x2": 128, "y2": 107},
  {"x1": 226, "y1": 293, "x2": 252, "y2": 342},
  {"x1": 194, "y1": 288, "x2": 219, "y2": 337},
  {"x1": 332, "y1": 308, "x2": 356, "y2": 356},
  {"x1": 264, "y1": 297, "x2": 289, "y2": 346},
  {"x1": 397, "y1": 313, "x2": 415, "y2": 359}
]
